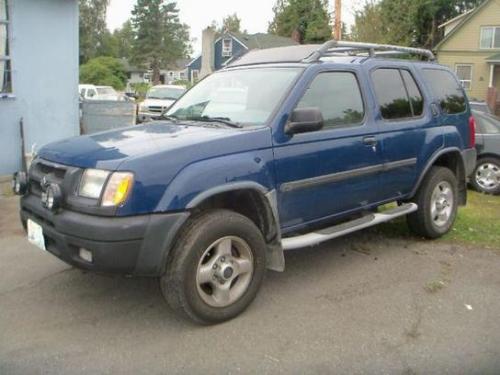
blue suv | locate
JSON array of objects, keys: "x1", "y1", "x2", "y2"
[{"x1": 14, "y1": 41, "x2": 477, "y2": 324}]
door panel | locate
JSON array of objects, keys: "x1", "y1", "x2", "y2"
[{"x1": 273, "y1": 70, "x2": 382, "y2": 231}]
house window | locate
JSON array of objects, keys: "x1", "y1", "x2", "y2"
[
  {"x1": 222, "y1": 38, "x2": 233, "y2": 57},
  {"x1": 480, "y1": 26, "x2": 500, "y2": 49},
  {"x1": 455, "y1": 64, "x2": 473, "y2": 90},
  {"x1": 0, "y1": 0, "x2": 12, "y2": 94}
]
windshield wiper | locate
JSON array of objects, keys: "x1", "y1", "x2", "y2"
[
  {"x1": 187, "y1": 116, "x2": 243, "y2": 129},
  {"x1": 160, "y1": 114, "x2": 180, "y2": 122}
]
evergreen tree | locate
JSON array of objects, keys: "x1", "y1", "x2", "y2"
[
  {"x1": 131, "y1": 0, "x2": 191, "y2": 85},
  {"x1": 268, "y1": 0, "x2": 331, "y2": 44},
  {"x1": 79, "y1": 0, "x2": 110, "y2": 64}
]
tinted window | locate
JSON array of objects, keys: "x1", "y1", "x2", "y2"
[
  {"x1": 296, "y1": 72, "x2": 364, "y2": 129},
  {"x1": 371, "y1": 69, "x2": 412, "y2": 120},
  {"x1": 422, "y1": 69, "x2": 466, "y2": 114},
  {"x1": 401, "y1": 70, "x2": 424, "y2": 116}
]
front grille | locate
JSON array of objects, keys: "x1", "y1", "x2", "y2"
[
  {"x1": 29, "y1": 159, "x2": 68, "y2": 197},
  {"x1": 148, "y1": 106, "x2": 166, "y2": 113}
]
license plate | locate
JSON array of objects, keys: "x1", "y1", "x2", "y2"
[{"x1": 27, "y1": 219, "x2": 46, "y2": 251}]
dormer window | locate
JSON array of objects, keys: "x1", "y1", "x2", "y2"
[
  {"x1": 222, "y1": 38, "x2": 233, "y2": 57},
  {"x1": 480, "y1": 26, "x2": 500, "y2": 49}
]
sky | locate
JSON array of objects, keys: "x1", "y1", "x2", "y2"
[{"x1": 106, "y1": 0, "x2": 362, "y2": 54}]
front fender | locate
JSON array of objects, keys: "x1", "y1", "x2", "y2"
[{"x1": 156, "y1": 149, "x2": 276, "y2": 212}]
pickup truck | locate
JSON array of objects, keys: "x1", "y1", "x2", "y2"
[{"x1": 14, "y1": 41, "x2": 477, "y2": 324}]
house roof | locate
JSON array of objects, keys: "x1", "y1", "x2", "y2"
[
  {"x1": 435, "y1": 0, "x2": 492, "y2": 50},
  {"x1": 486, "y1": 53, "x2": 500, "y2": 62},
  {"x1": 229, "y1": 32, "x2": 299, "y2": 49},
  {"x1": 437, "y1": 10, "x2": 472, "y2": 29}
]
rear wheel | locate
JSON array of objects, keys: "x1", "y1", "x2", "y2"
[
  {"x1": 161, "y1": 209, "x2": 266, "y2": 324},
  {"x1": 471, "y1": 157, "x2": 500, "y2": 195},
  {"x1": 407, "y1": 166, "x2": 458, "y2": 239}
]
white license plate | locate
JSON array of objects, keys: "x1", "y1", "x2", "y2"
[{"x1": 27, "y1": 219, "x2": 46, "y2": 251}]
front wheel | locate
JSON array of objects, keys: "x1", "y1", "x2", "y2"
[
  {"x1": 407, "y1": 166, "x2": 458, "y2": 239},
  {"x1": 471, "y1": 157, "x2": 500, "y2": 195},
  {"x1": 161, "y1": 209, "x2": 266, "y2": 324}
]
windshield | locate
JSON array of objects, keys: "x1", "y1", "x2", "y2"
[
  {"x1": 470, "y1": 102, "x2": 492, "y2": 114},
  {"x1": 97, "y1": 87, "x2": 117, "y2": 95},
  {"x1": 166, "y1": 68, "x2": 302, "y2": 126},
  {"x1": 148, "y1": 87, "x2": 186, "y2": 100}
]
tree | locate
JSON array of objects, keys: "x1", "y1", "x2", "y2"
[
  {"x1": 220, "y1": 13, "x2": 242, "y2": 33},
  {"x1": 79, "y1": 0, "x2": 110, "y2": 64},
  {"x1": 351, "y1": 0, "x2": 485, "y2": 49},
  {"x1": 268, "y1": 0, "x2": 331, "y2": 44},
  {"x1": 79, "y1": 57, "x2": 128, "y2": 90},
  {"x1": 113, "y1": 20, "x2": 135, "y2": 60},
  {"x1": 131, "y1": 0, "x2": 191, "y2": 85}
]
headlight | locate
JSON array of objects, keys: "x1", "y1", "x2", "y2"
[
  {"x1": 79, "y1": 169, "x2": 110, "y2": 199},
  {"x1": 139, "y1": 103, "x2": 148, "y2": 111},
  {"x1": 79, "y1": 169, "x2": 134, "y2": 207},
  {"x1": 101, "y1": 172, "x2": 134, "y2": 207}
]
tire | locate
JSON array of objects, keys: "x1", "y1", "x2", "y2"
[
  {"x1": 160, "y1": 209, "x2": 267, "y2": 325},
  {"x1": 407, "y1": 166, "x2": 458, "y2": 239},
  {"x1": 470, "y1": 157, "x2": 500, "y2": 195}
]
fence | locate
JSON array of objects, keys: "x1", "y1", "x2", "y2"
[{"x1": 80, "y1": 100, "x2": 137, "y2": 135}]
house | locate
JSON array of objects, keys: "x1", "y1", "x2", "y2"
[
  {"x1": 435, "y1": 0, "x2": 500, "y2": 112},
  {"x1": 187, "y1": 28, "x2": 299, "y2": 83},
  {"x1": 122, "y1": 58, "x2": 190, "y2": 91},
  {"x1": 0, "y1": 0, "x2": 79, "y2": 177}
]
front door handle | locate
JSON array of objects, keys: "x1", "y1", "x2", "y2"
[
  {"x1": 363, "y1": 136, "x2": 378, "y2": 152},
  {"x1": 363, "y1": 136, "x2": 377, "y2": 146}
]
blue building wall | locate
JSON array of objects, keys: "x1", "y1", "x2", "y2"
[{"x1": 0, "y1": 0, "x2": 79, "y2": 175}]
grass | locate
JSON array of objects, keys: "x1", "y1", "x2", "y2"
[{"x1": 372, "y1": 191, "x2": 500, "y2": 249}]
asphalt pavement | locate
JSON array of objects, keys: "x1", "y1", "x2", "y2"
[{"x1": 1, "y1": 196, "x2": 500, "y2": 374}]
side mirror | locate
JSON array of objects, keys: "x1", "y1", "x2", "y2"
[{"x1": 285, "y1": 107, "x2": 324, "y2": 135}]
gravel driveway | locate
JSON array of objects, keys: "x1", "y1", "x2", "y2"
[{"x1": 1, "y1": 196, "x2": 500, "y2": 374}]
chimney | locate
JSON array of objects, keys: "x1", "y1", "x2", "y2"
[{"x1": 200, "y1": 27, "x2": 216, "y2": 78}]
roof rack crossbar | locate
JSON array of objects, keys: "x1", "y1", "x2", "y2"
[{"x1": 303, "y1": 40, "x2": 436, "y2": 63}]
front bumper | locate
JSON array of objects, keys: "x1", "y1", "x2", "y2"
[{"x1": 20, "y1": 194, "x2": 189, "y2": 276}]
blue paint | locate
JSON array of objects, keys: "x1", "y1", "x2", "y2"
[
  {"x1": 0, "y1": 0, "x2": 79, "y2": 175},
  {"x1": 35, "y1": 57, "x2": 473, "y2": 234}
]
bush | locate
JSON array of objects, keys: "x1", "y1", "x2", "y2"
[{"x1": 79, "y1": 57, "x2": 128, "y2": 90}]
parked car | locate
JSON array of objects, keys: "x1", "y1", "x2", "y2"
[
  {"x1": 470, "y1": 110, "x2": 500, "y2": 194},
  {"x1": 79, "y1": 84, "x2": 122, "y2": 101},
  {"x1": 138, "y1": 84, "x2": 186, "y2": 122},
  {"x1": 469, "y1": 100, "x2": 492, "y2": 114},
  {"x1": 14, "y1": 41, "x2": 476, "y2": 324}
]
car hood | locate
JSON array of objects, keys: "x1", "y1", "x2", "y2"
[
  {"x1": 37, "y1": 122, "x2": 269, "y2": 170},
  {"x1": 142, "y1": 98, "x2": 175, "y2": 108}
]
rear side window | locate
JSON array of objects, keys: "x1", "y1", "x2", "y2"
[
  {"x1": 422, "y1": 69, "x2": 466, "y2": 114},
  {"x1": 296, "y1": 72, "x2": 364, "y2": 129},
  {"x1": 371, "y1": 68, "x2": 423, "y2": 120}
]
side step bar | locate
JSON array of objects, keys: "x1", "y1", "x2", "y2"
[{"x1": 281, "y1": 203, "x2": 418, "y2": 251}]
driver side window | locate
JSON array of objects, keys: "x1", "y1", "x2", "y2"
[{"x1": 296, "y1": 71, "x2": 365, "y2": 130}]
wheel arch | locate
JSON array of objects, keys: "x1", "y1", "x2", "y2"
[
  {"x1": 186, "y1": 183, "x2": 285, "y2": 272},
  {"x1": 411, "y1": 148, "x2": 467, "y2": 205}
]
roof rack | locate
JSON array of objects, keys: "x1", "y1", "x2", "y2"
[{"x1": 303, "y1": 40, "x2": 436, "y2": 63}]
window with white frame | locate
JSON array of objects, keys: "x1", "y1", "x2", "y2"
[
  {"x1": 222, "y1": 38, "x2": 233, "y2": 57},
  {"x1": 0, "y1": 0, "x2": 12, "y2": 94},
  {"x1": 455, "y1": 64, "x2": 473, "y2": 90},
  {"x1": 480, "y1": 26, "x2": 500, "y2": 49}
]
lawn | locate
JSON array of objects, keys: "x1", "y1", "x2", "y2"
[{"x1": 373, "y1": 191, "x2": 500, "y2": 249}]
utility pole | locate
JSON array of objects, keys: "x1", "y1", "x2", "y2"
[{"x1": 333, "y1": 0, "x2": 342, "y2": 40}]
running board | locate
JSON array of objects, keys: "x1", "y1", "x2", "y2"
[{"x1": 281, "y1": 203, "x2": 418, "y2": 250}]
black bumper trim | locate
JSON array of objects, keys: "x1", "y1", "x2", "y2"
[{"x1": 20, "y1": 195, "x2": 190, "y2": 276}]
